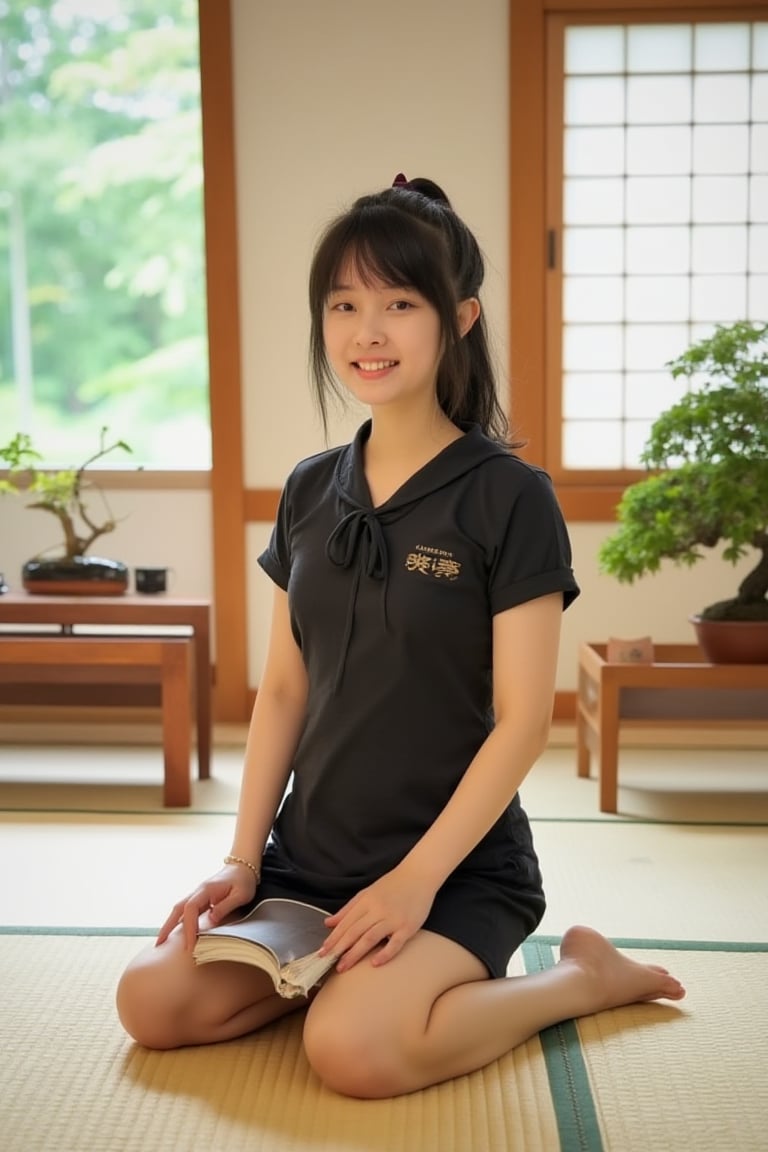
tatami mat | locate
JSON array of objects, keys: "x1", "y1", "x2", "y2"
[
  {"x1": 532, "y1": 820, "x2": 768, "y2": 941},
  {"x1": 0, "y1": 811, "x2": 233, "y2": 927},
  {"x1": 0, "y1": 934, "x2": 559, "y2": 1152},
  {"x1": 575, "y1": 944, "x2": 768, "y2": 1152},
  {"x1": 3, "y1": 934, "x2": 765, "y2": 1152},
  {"x1": 1, "y1": 743, "x2": 766, "y2": 822},
  {"x1": 2, "y1": 810, "x2": 766, "y2": 943},
  {"x1": 0, "y1": 743, "x2": 244, "y2": 815},
  {"x1": 1, "y1": 740, "x2": 766, "y2": 1149}
]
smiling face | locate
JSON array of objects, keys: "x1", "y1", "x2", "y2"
[
  {"x1": 308, "y1": 192, "x2": 488, "y2": 436},
  {"x1": 322, "y1": 264, "x2": 444, "y2": 414}
]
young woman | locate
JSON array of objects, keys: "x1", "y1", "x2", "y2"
[{"x1": 117, "y1": 175, "x2": 685, "y2": 1098}]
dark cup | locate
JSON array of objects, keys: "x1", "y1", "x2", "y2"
[{"x1": 135, "y1": 567, "x2": 170, "y2": 594}]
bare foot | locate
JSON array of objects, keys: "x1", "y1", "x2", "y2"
[{"x1": 558, "y1": 925, "x2": 686, "y2": 1015}]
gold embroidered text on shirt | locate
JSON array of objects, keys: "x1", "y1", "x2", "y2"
[{"x1": 405, "y1": 553, "x2": 462, "y2": 580}]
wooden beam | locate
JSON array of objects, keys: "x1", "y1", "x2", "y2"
[{"x1": 199, "y1": 0, "x2": 250, "y2": 721}]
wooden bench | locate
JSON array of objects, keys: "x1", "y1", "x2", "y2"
[
  {"x1": 577, "y1": 641, "x2": 768, "y2": 813},
  {"x1": 0, "y1": 593, "x2": 212, "y2": 780},
  {"x1": 0, "y1": 635, "x2": 194, "y2": 806}
]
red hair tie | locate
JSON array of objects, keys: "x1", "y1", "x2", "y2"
[{"x1": 392, "y1": 172, "x2": 410, "y2": 188}]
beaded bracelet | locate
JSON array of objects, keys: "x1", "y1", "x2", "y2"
[{"x1": 223, "y1": 854, "x2": 261, "y2": 880}]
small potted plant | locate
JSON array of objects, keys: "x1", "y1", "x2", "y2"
[
  {"x1": 598, "y1": 320, "x2": 768, "y2": 663},
  {"x1": 0, "y1": 427, "x2": 133, "y2": 595}
]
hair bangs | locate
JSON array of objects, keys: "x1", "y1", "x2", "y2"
[{"x1": 316, "y1": 204, "x2": 446, "y2": 305}]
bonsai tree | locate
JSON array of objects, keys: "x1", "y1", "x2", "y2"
[
  {"x1": 0, "y1": 427, "x2": 132, "y2": 561},
  {"x1": 599, "y1": 320, "x2": 768, "y2": 623}
]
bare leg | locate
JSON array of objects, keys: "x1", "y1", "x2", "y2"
[
  {"x1": 116, "y1": 926, "x2": 303, "y2": 1049},
  {"x1": 303, "y1": 925, "x2": 686, "y2": 1099}
]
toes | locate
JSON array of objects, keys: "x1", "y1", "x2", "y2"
[{"x1": 641, "y1": 974, "x2": 686, "y2": 1003}]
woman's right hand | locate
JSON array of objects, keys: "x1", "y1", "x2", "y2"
[{"x1": 155, "y1": 862, "x2": 259, "y2": 951}]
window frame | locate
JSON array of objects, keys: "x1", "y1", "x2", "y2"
[
  {"x1": 1, "y1": 1, "x2": 215, "y2": 479},
  {"x1": 0, "y1": 3, "x2": 250, "y2": 722},
  {"x1": 509, "y1": 0, "x2": 768, "y2": 522}
]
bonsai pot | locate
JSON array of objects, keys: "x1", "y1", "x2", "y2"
[
  {"x1": 23, "y1": 556, "x2": 129, "y2": 597},
  {"x1": 690, "y1": 615, "x2": 768, "y2": 665}
]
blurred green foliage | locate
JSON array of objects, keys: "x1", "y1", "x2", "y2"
[
  {"x1": 599, "y1": 322, "x2": 768, "y2": 620},
  {"x1": 0, "y1": 0, "x2": 209, "y2": 467}
]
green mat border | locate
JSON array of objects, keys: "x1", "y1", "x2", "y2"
[
  {"x1": 3, "y1": 926, "x2": 767, "y2": 950},
  {"x1": 522, "y1": 937, "x2": 768, "y2": 1152},
  {"x1": 3, "y1": 928, "x2": 766, "y2": 1152},
  {"x1": 523, "y1": 940, "x2": 603, "y2": 1152}
]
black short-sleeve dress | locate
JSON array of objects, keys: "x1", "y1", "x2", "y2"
[{"x1": 256, "y1": 421, "x2": 580, "y2": 978}]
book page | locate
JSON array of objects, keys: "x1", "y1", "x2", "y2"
[{"x1": 198, "y1": 898, "x2": 330, "y2": 968}]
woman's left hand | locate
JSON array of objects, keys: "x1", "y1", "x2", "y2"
[{"x1": 320, "y1": 867, "x2": 435, "y2": 972}]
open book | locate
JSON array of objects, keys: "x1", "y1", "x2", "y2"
[{"x1": 193, "y1": 897, "x2": 338, "y2": 999}]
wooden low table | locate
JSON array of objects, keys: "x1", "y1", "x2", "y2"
[
  {"x1": 0, "y1": 592, "x2": 212, "y2": 803},
  {"x1": 0, "y1": 636, "x2": 193, "y2": 806},
  {"x1": 577, "y1": 642, "x2": 768, "y2": 813}
]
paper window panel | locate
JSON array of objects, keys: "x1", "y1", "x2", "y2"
[
  {"x1": 565, "y1": 26, "x2": 624, "y2": 74},
  {"x1": 624, "y1": 420, "x2": 655, "y2": 467},
  {"x1": 753, "y1": 125, "x2": 768, "y2": 170},
  {"x1": 625, "y1": 277, "x2": 690, "y2": 323},
  {"x1": 691, "y1": 276, "x2": 749, "y2": 323},
  {"x1": 754, "y1": 74, "x2": 768, "y2": 121},
  {"x1": 564, "y1": 127, "x2": 625, "y2": 175},
  {"x1": 755, "y1": 24, "x2": 768, "y2": 68},
  {"x1": 624, "y1": 373, "x2": 688, "y2": 419},
  {"x1": 751, "y1": 226, "x2": 768, "y2": 273},
  {"x1": 563, "y1": 324, "x2": 624, "y2": 372},
  {"x1": 565, "y1": 77, "x2": 625, "y2": 124},
  {"x1": 693, "y1": 125, "x2": 750, "y2": 174},
  {"x1": 627, "y1": 25, "x2": 692, "y2": 73},
  {"x1": 751, "y1": 176, "x2": 768, "y2": 221},
  {"x1": 626, "y1": 126, "x2": 691, "y2": 174},
  {"x1": 558, "y1": 19, "x2": 767, "y2": 473},
  {"x1": 563, "y1": 227, "x2": 624, "y2": 274},
  {"x1": 564, "y1": 178, "x2": 625, "y2": 225},
  {"x1": 625, "y1": 177, "x2": 690, "y2": 224},
  {"x1": 691, "y1": 225, "x2": 748, "y2": 274},
  {"x1": 627, "y1": 76, "x2": 691, "y2": 124},
  {"x1": 564, "y1": 277, "x2": 625, "y2": 323},
  {"x1": 692, "y1": 176, "x2": 748, "y2": 223},
  {"x1": 749, "y1": 274, "x2": 768, "y2": 315},
  {"x1": 625, "y1": 228, "x2": 690, "y2": 275},
  {"x1": 694, "y1": 74, "x2": 750, "y2": 122},
  {"x1": 563, "y1": 373, "x2": 625, "y2": 420},
  {"x1": 694, "y1": 23, "x2": 751, "y2": 70},
  {"x1": 624, "y1": 324, "x2": 691, "y2": 371},
  {"x1": 563, "y1": 420, "x2": 625, "y2": 468}
]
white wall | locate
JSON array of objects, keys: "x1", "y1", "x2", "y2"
[
  {"x1": 235, "y1": 0, "x2": 512, "y2": 685},
  {"x1": 234, "y1": 0, "x2": 511, "y2": 489},
  {"x1": 0, "y1": 488, "x2": 213, "y2": 604},
  {"x1": 1, "y1": 0, "x2": 756, "y2": 696},
  {"x1": 233, "y1": 0, "x2": 755, "y2": 690}
]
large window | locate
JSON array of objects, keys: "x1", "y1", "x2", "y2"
[
  {"x1": 0, "y1": 0, "x2": 210, "y2": 468},
  {"x1": 509, "y1": 2, "x2": 768, "y2": 520},
  {"x1": 551, "y1": 17, "x2": 768, "y2": 472}
]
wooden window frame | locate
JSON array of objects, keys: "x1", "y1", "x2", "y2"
[
  {"x1": 509, "y1": 0, "x2": 768, "y2": 522},
  {"x1": 198, "y1": 0, "x2": 249, "y2": 721},
  {"x1": 0, "y1": 3, "x2": 250, "y2": 722}
]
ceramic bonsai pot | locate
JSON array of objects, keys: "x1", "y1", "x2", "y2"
[
  {"x1": 23, "y1": 556, "x2": 129, "y2": 597},
  {"x1": 690, "y1": 615, "x2": 768, "y2": 664}
]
